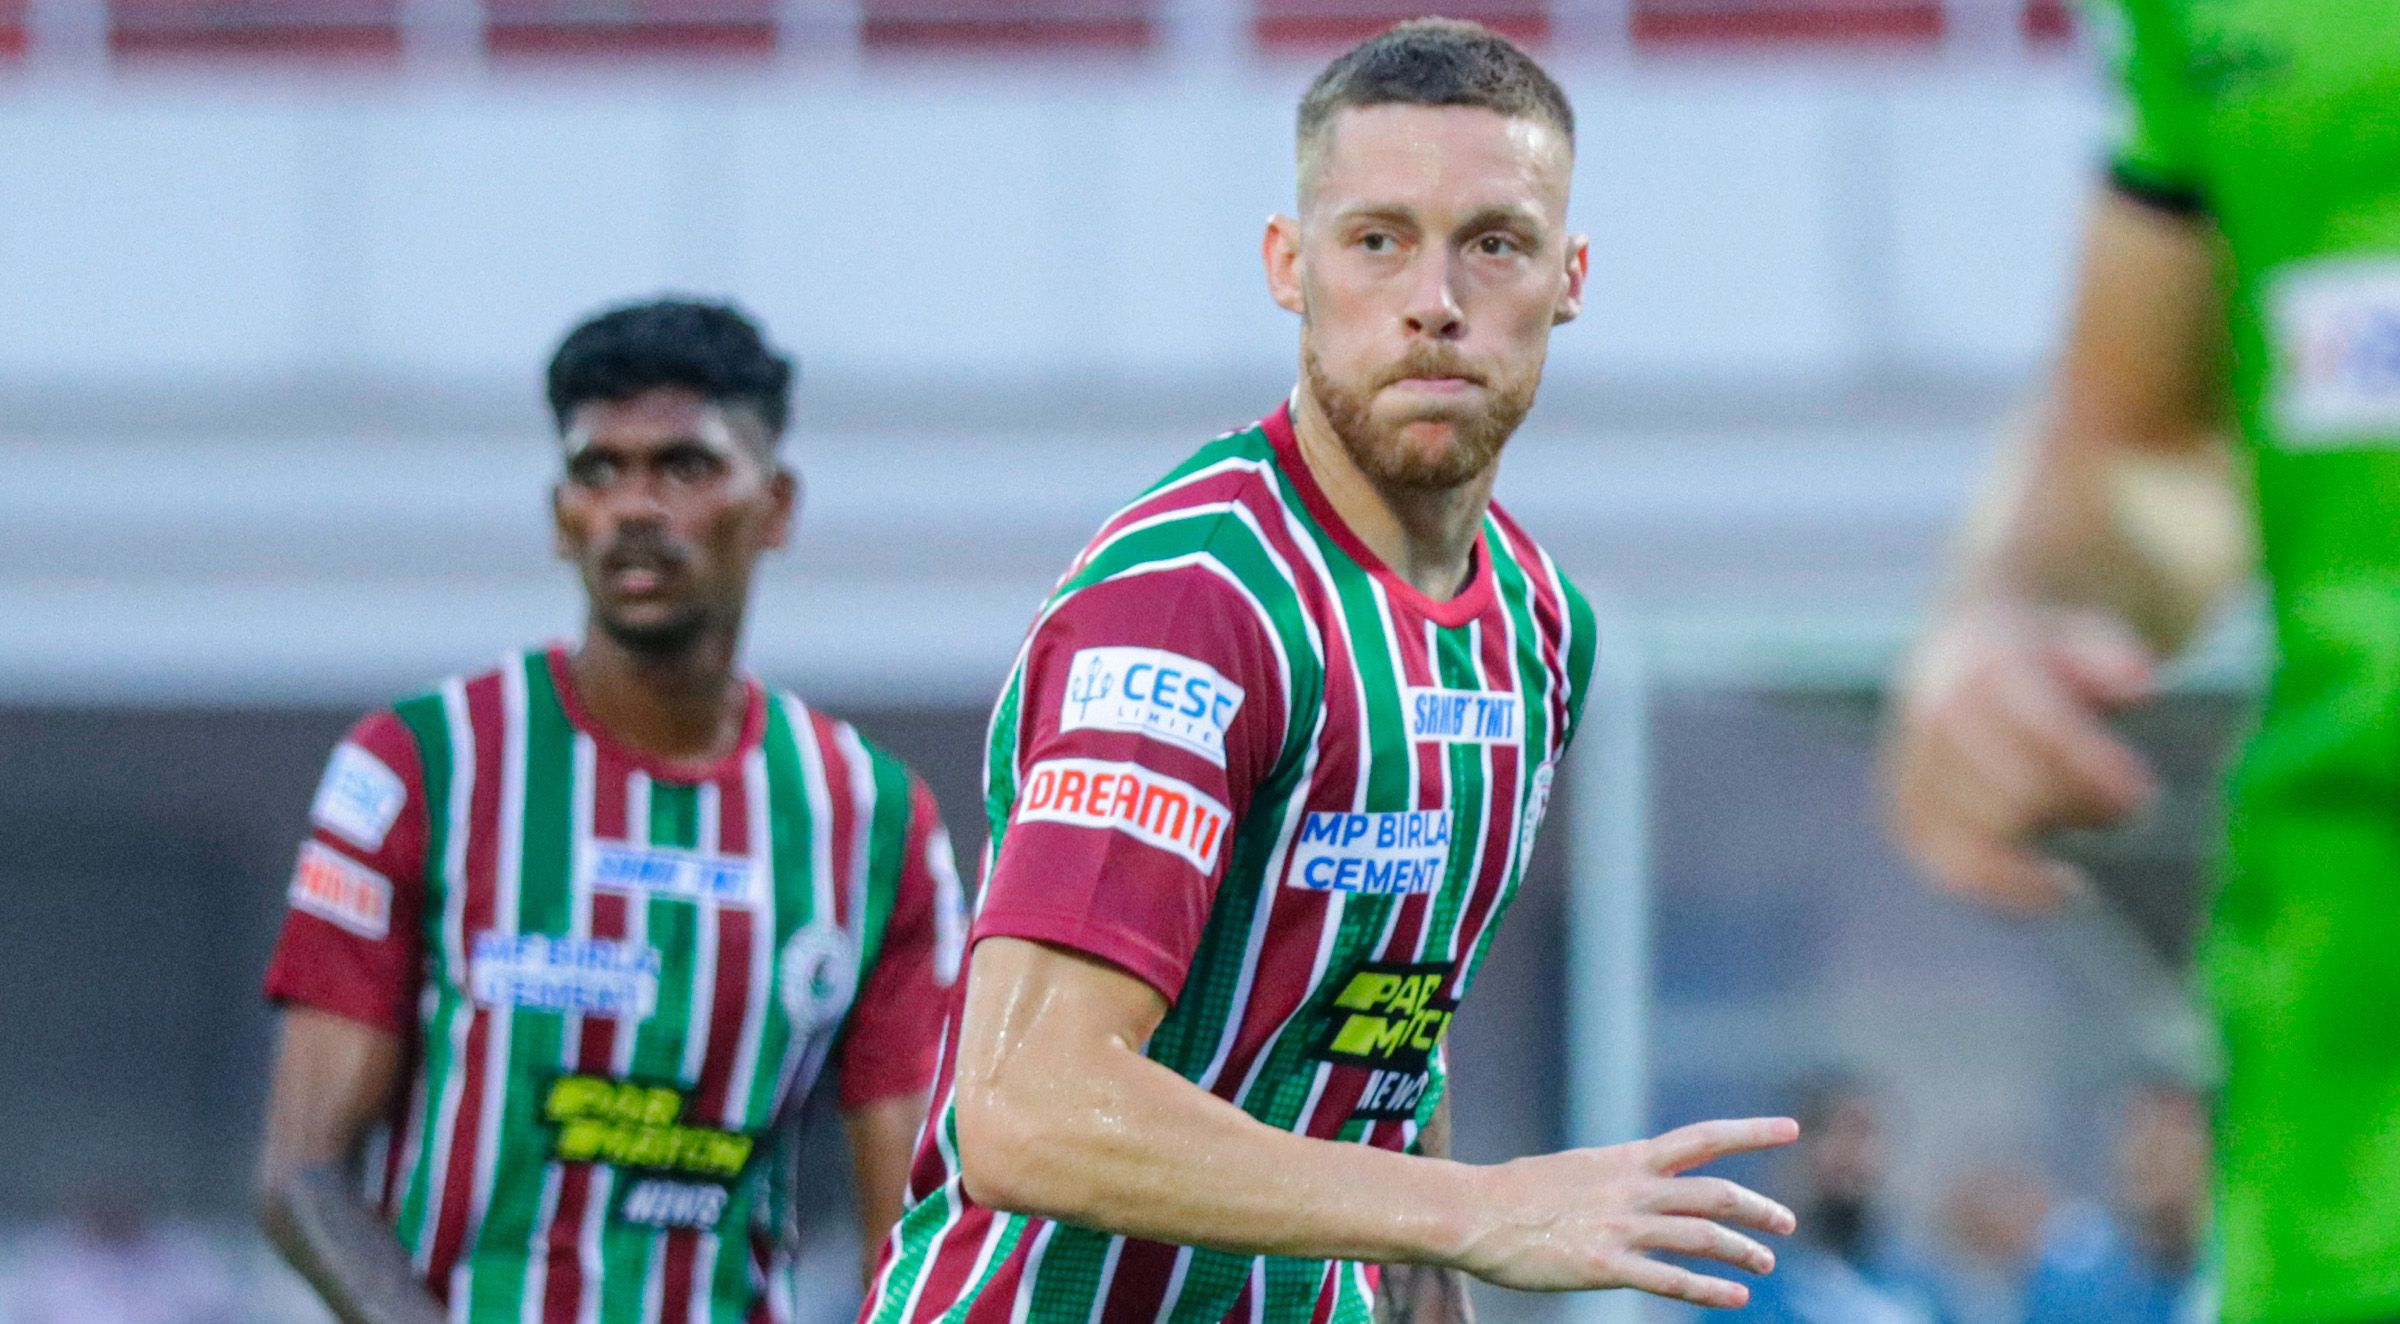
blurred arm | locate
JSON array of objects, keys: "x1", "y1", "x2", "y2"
[
  {"x1": 843, "y1": 1090, "x2": 929, "y2": 1287},
  {"x1": 256, "y1": 1006, "x2": 446, "y2": 1324},
  {"x1": 951, "y1": 936, "x2": 1797, "y2": 1307},
  {"x1": 1883, "y1": 189, "x2": 2249, "y2": 911},
  {"x1": 1951, "y1": 189, "x2": 2247, "y2": 648},
  {"x1": 1376, "y1": 1091, "x2": 1476, "y2": 1324}
]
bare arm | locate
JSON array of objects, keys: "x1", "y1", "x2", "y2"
[
  {"x1": 256, "y1": 1006, "x2": 446, "y2": 1324},
  {"x1": 843, "y1": 1091, "x2": 929, "y2": 1287},
  {"x1": 952, "y1": 937, "x2": 1797, "y2": 1309},
  {"x1": 1375, "y1": 1091, "x2": 1475, "y2": 1324},
  {"x1": 1884, "y1": 189, "x2": 2249, "y2": 911},
  {"x1": 1954, "y1": 189, "x2": 2246, "y2": 643}
]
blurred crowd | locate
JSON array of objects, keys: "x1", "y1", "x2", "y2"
[{"x1": 1674, "y1": 1074, "x2": 2214, "y2": 1324}]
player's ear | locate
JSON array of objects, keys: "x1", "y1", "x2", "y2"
[
  {"x1": 1264, "y1": 214, "x2": 1305, "y2": 316},
  {"x1": 549, "y1": 481, "x2": 574, "y2": 560},
  {"x1": 764, "y1": 468, "x2": 800, "y2": 552},
  {"x1": 1553, "y1": 233, "x2": 1590, "y2": 326}
]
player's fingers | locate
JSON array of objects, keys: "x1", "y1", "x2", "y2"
[
  {"x1": 1646, "y1": 1177, "x2": 1798, "y2": 1237},
  {"x1": 1608, "y1": 1255, "x2": 1750, "y2": 1310},
  {"x1": 1983, "y1": 661, "x2": 2157, "y2": 824},
  {"x1": 1643, "y1": 1117, "x2": 1800, "y2": 1175},
  {"x1": 1920, "y1": 836, "x2": 2086, "y2": 914},
  {"x1": 1888, "y1": 657, "x2": 2088, "y2": 858},
  {"x1": 1630, "y1": 1215, "x2": 1775, "y2": 1274},
  {"x1": 2043, "y1": 614, "x2": 2158, "y2": 709}
]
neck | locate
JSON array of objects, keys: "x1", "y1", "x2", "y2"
[
  {"x1": 569, "y1": 624, "x2": 747, "y2": 767},
  {"x1": 1289, "y1": 388, "x2": 1496, "y2": 601}
]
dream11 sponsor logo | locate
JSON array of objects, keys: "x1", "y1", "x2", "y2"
[
  {"x1": 1059, "y1": 647, "x2": 1245, "y2": 766},
  {"x1": 1016, "y1": 757, "x2": 1231, "y2": 871},
  {"x1": 289, "y1": 841, "x2": 394, "y2": 939}
]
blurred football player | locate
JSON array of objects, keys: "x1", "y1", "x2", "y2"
[
  {"x1": 1881, "y1": 5, "x2": 2400, "y2": 1320},
  {"x1": 256, "y1": 298, "x2": 966, "y2": 1323}
]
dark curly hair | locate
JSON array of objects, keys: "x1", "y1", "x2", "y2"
[
  {"x1": 545, "y1": 297, "x2": 796, "y2": 444},
  {"x1": 1297, "y1": 18, "x2": 1573, "y2": 191}
]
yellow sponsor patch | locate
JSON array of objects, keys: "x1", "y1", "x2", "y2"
[
  {"x1": 1312, "y1": 960, "x2": 1458, "y2": 1122},
  {"x1": 543, "y1": 1074, "x2": 756, "y2": 1181}
]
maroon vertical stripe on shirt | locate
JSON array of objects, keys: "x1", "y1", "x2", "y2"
[
  {"x1": 541, "y1": 744, "x2": 634, "y2": 1324},
  {"x1": 426, "y1": 669, "x2": 509, "y2": 1297}
]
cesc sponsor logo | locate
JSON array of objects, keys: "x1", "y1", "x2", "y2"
[
  {"x1": 1312, "y1": 960, "x2": 1457, "y2": 1121},
  {"x1": 1287, "y1": 810, "x2": 1451, "y2": 896},
  {"x1": 310, "y1": 742, "x2": 407, "y2": 851},
  {"x1": 2271, "y1": 257, "x2": 2400, "y2": 445},
  {"x1": 1017, "y1": 757, "x2": 1231, "y2": 871},
  {"x1": 1060, "y1": 646, "x2": 1245, "y2": 766},
  {"x1": 543, "y1": 1074, "x2": 758, "y2": 1232},
  {"x1": 1403, "y1": 687, "x2": 1521, "y2": 746}
]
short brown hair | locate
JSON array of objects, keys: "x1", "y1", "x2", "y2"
[{"x1": 1296, "y1": 18, "x2": 1573, "y2": 187}]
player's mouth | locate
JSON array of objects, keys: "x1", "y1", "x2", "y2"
[
  {"x1": 1387, "y1": 376, "x2": 1479, "y2": 395},
  {"x1": 600, "y1": 550, "x2": 686, "y2": 596}
]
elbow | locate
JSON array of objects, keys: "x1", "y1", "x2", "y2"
[
  {"x1": 953, "y1": 1081, "x2": 1090, "y2": 1221},
  {"x1": 254, "y1": 1159, "x2": 332, "y2": 1257}
]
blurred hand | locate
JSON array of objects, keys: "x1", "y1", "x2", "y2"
[
  {"x1": 1451, "y1": 1118, "x2": 1799, "y2": 1308},
  {"x1": 1883, "y1": 604, "x2": 2161, "y2": 913}
]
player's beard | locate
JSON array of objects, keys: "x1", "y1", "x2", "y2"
[
  {"x1": 588, "y1": 529, "x2": 715, "y2": 659},
  {"x1": 595, "y1": 603, "x2": 712, "y2": 659},
  {"x1": 1303, "y1": 339, "x2": 1535, "y2": 491}
]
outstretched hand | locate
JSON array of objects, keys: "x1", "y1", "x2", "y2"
[{"x1": 1450, "y1": 1117, "x2": 1800, "y2": 1308}]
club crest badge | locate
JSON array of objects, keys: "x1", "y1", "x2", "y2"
[{"x1": 776, "y1": 925, "x2": 858, "y2": 1034}]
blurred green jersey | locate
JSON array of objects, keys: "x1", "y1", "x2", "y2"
[{"x1": 2105, "y1": 1, "x2": 2400, "y2": 1318}]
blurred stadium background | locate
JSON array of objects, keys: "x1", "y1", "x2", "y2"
[{"x1": 0, "y1": 3, "x2": 2240, "y2": 1321}]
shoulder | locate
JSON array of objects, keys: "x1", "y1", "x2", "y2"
[
  {"x1": 1063, "y1": 424, "x2": 1310, "y2": 615},
  {"x1": 382, "y1": 649, "x2": 546, "y2": 743},
  {"x1": 758, "y1": 691, "x2": 928, "y2": 812},
  {"x1": 1487, "y1": 502, "x2": 1595, "y2": 645}
]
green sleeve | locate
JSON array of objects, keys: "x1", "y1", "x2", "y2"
[{"x1": 2094, "y1": 0, "x2": 2209, "y2": 212}]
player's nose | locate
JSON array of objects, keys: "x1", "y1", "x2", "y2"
[{"x1": 1402, "y1": 252, "x2": 1465, "y2": 339}]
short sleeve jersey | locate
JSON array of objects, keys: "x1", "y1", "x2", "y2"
[
  {"x1": 863, "y1": 407, "x2": 1595, "y2": 1324},
  {"x1": 264, "y1": 647, "x2": 965, "y2": 1323},
  {"x1": 2101, "y1": 5, "x2": 2400, "y2": 1319}
]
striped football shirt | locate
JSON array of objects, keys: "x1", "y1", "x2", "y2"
[
  {"x1": 267, "y1": 646, "x2": 966, "y2": 1324},
  {"x1": 863, "y1": 404, "x2": 1595, "y2": 1324}
]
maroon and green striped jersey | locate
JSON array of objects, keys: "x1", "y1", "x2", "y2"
[
  {"x1": 863, "y1": 406, "x2": 1597, "y2": 1324},
  {"x1": 265, "y1": 646, "x2": 966, "y2": 1324}
]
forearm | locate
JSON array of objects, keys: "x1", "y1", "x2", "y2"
[
  {"x1": 259, "y1": 1163, "x2": 445, "y2": 1324},
  {"x1": 1377, "y1": 1093, "x2": 1475, "y2": 1323},
  {"x1": 1946, "y1": 409, "x2": 2245, "y2": 654},
  {"x1": 959, "y1": 1042, "x2": 1479, "y2": 1267},
  {"x1": 1939, "y1": 193, "x2": 2246, "y2": 656},
  {"x1": 846, "y1": 1092, "x2": 928, "y2": 1286}
]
